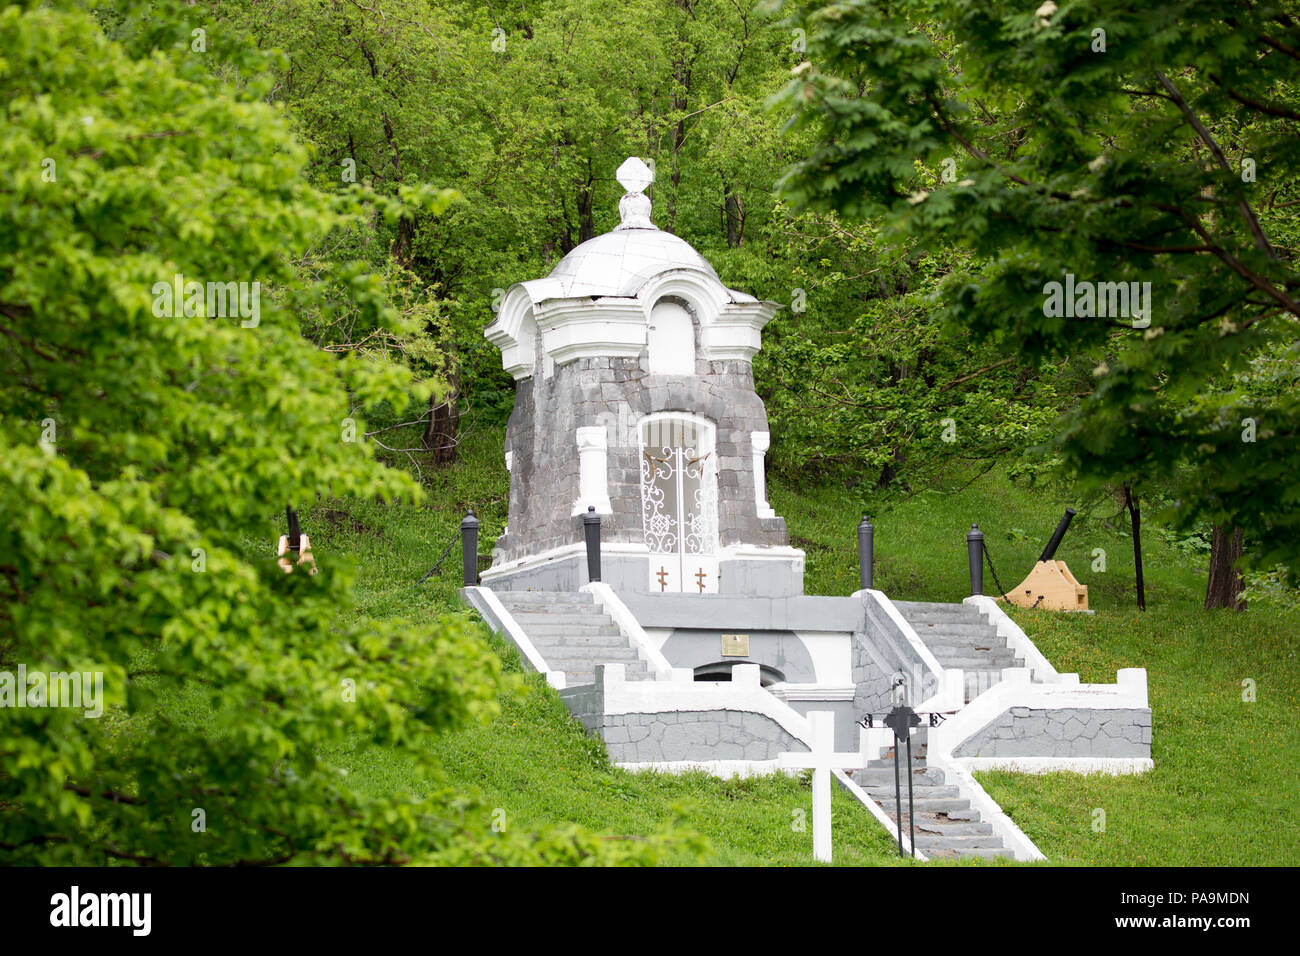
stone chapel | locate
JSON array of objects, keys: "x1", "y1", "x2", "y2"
[{"x1": 482, "y1": 158, "x2": 805, "y2": 597}]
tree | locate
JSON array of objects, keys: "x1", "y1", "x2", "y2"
[
  {"x1": 0, "y1": 0, "x2": 673, "y2": 864},
  {"x1": 776, "y1": 0, "x2": 1300, "y2": 598}
]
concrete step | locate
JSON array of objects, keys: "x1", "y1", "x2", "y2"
[
  {"x1": 496, "y1": 591, "x2": 595, "y2": 606},
  {"x1": 928, "y1": 847, "x2": 1015, "y2": 860},
  {"x1": 506, "y1": 611, "x2": 614, "y2": 626},
  {"x1": 873, "y1": 797, "x2": 971, "y2": 813},
  {"x1": 893, "y1": 602, "x2": 982, "y2": 622},
  {"x1": 891, "y1": 807, "x2": 983, "y2": 824},
  {"x1": 923, "y1": 635, "x2": 1008, "y2": 651},
  {"x1": 910, "y1": 622, "x2": 1003, "y2": 639},
  {"x1": 929, "y1": 649, "x2": 1016, "y2": 667},
  {"x1": 912, "y1": 820, "x2": 994, "y2": 836},
  {"x1": 561, "y1": 671, "x2": 652, "y2": 686},
  {"x1": 863, "y1": 754, "x2": 928, "y2": 770},
  {"x1": 536, "y1": 645, "x2": 642, "y2": 662},
  {"x1": 961, "y1": 671, "x2": 1015, "y2": 702},
  {"x1": 863, "y1": 785, "x2": 961, "y2": 799},
  {"x1": 914, "y1": 834, "x2": 1007, "y2": 850},
  {"x1": 892, "y1": 601, "x2": 970, "y2": 614},
  {"x1": 523, "y1": 630, "x2": 631, "y2": 646},
  {"x1": 851, "y1": 767, "x2": 946, "y2": 787},
  {"x1": 522, "y1": 623, "x2": 623, "y2": 637},
  {"x1": 935, "y1": 655, "x2": 1022, "y2": 670},
  {"x1": 559, "y1": 662, "x2": 652, "y2": 683}
]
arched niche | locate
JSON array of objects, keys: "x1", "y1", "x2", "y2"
[{"x1": 646, "y1": 298, "x2": 696, "y2": 376}]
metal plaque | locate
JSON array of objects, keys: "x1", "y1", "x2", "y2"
[{"x1": 720, "y1": 633, "x2": 750, "y2": 657}]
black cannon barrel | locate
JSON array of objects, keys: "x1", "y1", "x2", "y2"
[
  {"x1": 287, "y1": 505, "x2": 301, "y2": 553},
  {"x1": 1038, "y1": 508, "x2": 1077, "y2": 562}
]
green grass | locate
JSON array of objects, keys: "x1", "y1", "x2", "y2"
[{"x1": 313, "y1": 421, "x2": 1300, "y2": 866}]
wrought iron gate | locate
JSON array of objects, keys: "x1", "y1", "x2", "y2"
[{"x1": 640, "y1": 416, "x2": 718, "y2": 592}]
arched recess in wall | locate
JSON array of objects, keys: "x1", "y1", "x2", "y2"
[
  {"x1": 518, "y1": 309, "x2": 538, "y2": 377},
  {"x1": 692, "y1": 661, "x2": 786, "y2": 687},
  {"x1": 646, "y1": 298, "x2": 696, "y2": 375}
]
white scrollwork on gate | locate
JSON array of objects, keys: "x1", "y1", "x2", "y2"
[
  {"x1": 639, "y1": 415, "x2": 717, "y2": 573},
  {"x1": 641, "y1": 446, "x2": 678, "y2": 554},
  {"x1": 683, "y1": 449, "x2": 714, "y2": 555}
]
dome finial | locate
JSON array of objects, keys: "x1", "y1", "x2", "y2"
[{"x1": 615, "y1": 157, "x2": 656, "y2": 230}]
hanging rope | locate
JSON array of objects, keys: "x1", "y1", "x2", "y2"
[{"x1": 416, "y1": 526, "x2": 462, "y2": 585}]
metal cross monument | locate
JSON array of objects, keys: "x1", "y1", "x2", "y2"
[{"x1": 778, "y1": 711, "x2": 863, "y2": 863}]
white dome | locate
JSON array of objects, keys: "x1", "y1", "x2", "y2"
[{"x1": 540, "y1": 227, "x2": 723, "y2": 299}]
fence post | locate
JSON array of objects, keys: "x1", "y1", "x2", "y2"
[
  {"x1": 461, "y1": 510, "x2": 479, "y2": 587},
  {"x1": 857, "y1": 515, "x2": 874, "y2": 590},
  {"x1": 583, "y1": 506, "x2": 602, "y2": 583},
  {"x1": 967, "y1": 523, "x2": 984, "y2": 596}
]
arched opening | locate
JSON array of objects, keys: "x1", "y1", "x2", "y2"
[
  {"x1": 646, "y1": 299, "x2": 695, "y2": 375},
  {"x1": 641, "y1": 413, "x2": 717, "y2": 593},
  {"x1": 692, "y1": 661, "x2": 786, "y2": 687}
]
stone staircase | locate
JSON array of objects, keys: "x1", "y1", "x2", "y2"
[
  {"x1": 494, "y1": 591, "x2": 654, "y2": 686},
  {"x1": 893, "y1": 600, "x2": 1024, "y2": 703},
  {"x1": 847, "y1": 735, "x2": 1013, "y2": 860}
]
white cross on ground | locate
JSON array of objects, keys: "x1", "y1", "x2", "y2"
[{"x1": 778, "y1": 711, "x2": 864, "y2": 863}]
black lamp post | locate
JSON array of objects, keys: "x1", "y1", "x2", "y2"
[
  {"x1": 583, "y1": 506, "x2": 601, "y2": 583},
  {"x1": 460, "y1": 510, "x2": 479, "y2": 587},
  {"x1": 857, "y1": 515, "x2": 874, "y2": 590}
]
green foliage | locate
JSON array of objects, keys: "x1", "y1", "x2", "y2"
[
  {"x1": 777, "y1": 0, "x2": 1300, "y2": 569},
  {"x1": 0, "y1": 1, "x2": 675, "y2": 865}
]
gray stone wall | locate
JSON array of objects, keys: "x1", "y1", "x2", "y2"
[
  {"x1": 492, "y1": 351, "x2": 788, "y2": 565},
  {"x1": 601, "y1": 709, "x2": 809, "y2": 764},
  {"x1": 558, "y1": 682, "x2": 604, "y2": 735},
  {"x1": 952, "y1": 707, "x2": 1152, "y2": 758},
  {"x1": 852, "y1": 595, "x2": 940, "y2": 714}
]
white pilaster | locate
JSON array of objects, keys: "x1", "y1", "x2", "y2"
[
  {"x1": 751, "y1": 431, "x2": 775, "y2": 519},
  {"x1": 573, "y1": 425, "x2": 613, "y2": 515}
]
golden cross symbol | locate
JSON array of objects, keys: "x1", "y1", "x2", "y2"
[
  {"x1": 695, "y1": 567, "x2": 707, "y2": 592},
  {"x1": 656, "y1": 566, "x2": 669, "y2": 592}
]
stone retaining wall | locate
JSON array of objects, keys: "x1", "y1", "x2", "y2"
[
  {"x1": 601, "y1": 709, "x2": 807, "y2": 764},
  {"x1": 952, "y1": 706, "x2": 1152, "y2": 758}
]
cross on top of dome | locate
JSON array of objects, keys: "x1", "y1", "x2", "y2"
[{"x1": 616, "y1": 157, "x2": 655, "y2": 230}]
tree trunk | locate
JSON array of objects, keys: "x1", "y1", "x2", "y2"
[
  {"x1": 1204, "y1": 524, "x2": 1246, "y2": 610},
  {"x1": 1122, "y1": 483, "x2": 1146, "y2": 610},
  {"x1": 723, "y1": 183, "x2": 743, "y2": 247},
  {"x1": 422, "y1": 365, "x2": 459, "y2": 466},
  {"x1": 576, "y1": 182, "x2": 595, "y2": 245}
]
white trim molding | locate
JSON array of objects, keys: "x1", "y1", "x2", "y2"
[
  {"x1": 485, "y1": 271, "x2": 782, "y2": 377},
  {"x1": 959, "y1": 756, "x2": 1155, "y2": 775}
]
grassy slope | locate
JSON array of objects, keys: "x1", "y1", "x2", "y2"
[{"x1": 315, "y1": 423, "x2": 1299, "y2": 866}]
